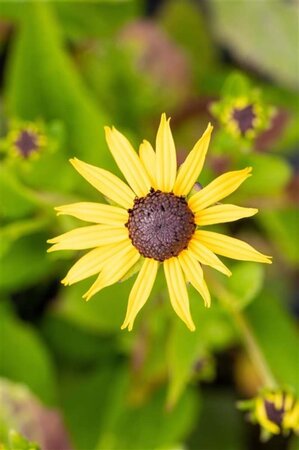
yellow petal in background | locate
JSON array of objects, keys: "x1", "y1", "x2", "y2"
[
  {"x1": 61, "y1": 240, "x2": 130, "y2": 286},
  {"x1": 188, "y1": 167, "x2": 252, "y2": 213},
  {"x1": 83, "y1": 244, "x2": 140, "y2": 300},
  {"x1": 156, "y1": 113, "x2": 177, "y2": 192},
  {"x1": 178, "y1": 250, "x2": 211, "y2": 307},
  {"x1": 47, "y1": 224, "x2": 128, "y2": 251},
  {"x1": 139, "y1": 140, "x2": 157, "y2": 189},
  {"x1": 195, "y1": 230, "x2": 272, "y2": 264},
  {"x1": 173, "y1": 123, "x2": 213, "y2": 196},
  {"x1": 188, "y1": 236, "x2": 232, "y2": 276},
  {"x1": 105, "y1": 126, "x2": 151, "y2": 197},
  {"x1": 195, "y1": 204, "x2": 258, "y2": 226},
  {"x1": 164, "y1": 257, "x2": 195, "y2": 331},
  {"x1": 70, "y1": 158, "x2": 135, "y2": 209},
  {"x1": 121, "y1": 258, "x2": 158, "y2": 331},
  {"x1": 55, "y1": 202, "x2": 128, "y2": 225}
]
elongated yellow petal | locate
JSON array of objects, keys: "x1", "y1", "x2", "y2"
[
  {"x1": 188, "y1": 167, "x2": 252, "y2": 213},
  {"x1": 195, "y1": 230, "x2": 272, "y2": 264},
  {"x1": 70, "y1": 158, "x2": 135, "y2": 209},
  {"x1": 55, "y1": 202, "x2": 128, "y2": 225},
  {"x1": 174, "y1": 123, "x2": 213, "y2": 196},
  {"x1": 139, "y1": 140, "x2": 157, "y2": 189},
  {"x1": 156, "y1": 113, "x2": 177, "y2": 192},
  {"x1": 83, "y1": 244, "x2": 140, "y2": 300},
  {"x1": 47, "y1": 224, "x2": 128, "y2": 252},
  {"x1": 178, "y1": 250, "x2": 211, "y2": 307},
  {"x1": 121, "y1": 258, "x2": 158, "y2": 331},
  {"x1": 61, "y1": 240, "x2": 130, "y2": 286},
  {"x1": 195, "y1": 204, "x2": 258, "y2": 226},
  {"x1": 188, "y1": 236, "x2": 232, "y2": 276},
  {"x1": 105, "y1": 126, "x2": 151, "y2": 197},
  {"x1": 164, "y1": 258, "x2": 195, "y2": 331}
]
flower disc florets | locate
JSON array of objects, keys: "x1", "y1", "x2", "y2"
[
  {"x1": 231, "y1": 104, "x2": 256, "y2": 135},
  {"x1": 127, "y1": 189, "x2": 196, "y2": 262},
  {"x1": 14, "y1": 129, "x2": 40, "y2": 158}
]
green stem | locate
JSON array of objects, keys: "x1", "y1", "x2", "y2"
[{"x1": 210, "y1": 276, "x2": 277, "y2": 389}]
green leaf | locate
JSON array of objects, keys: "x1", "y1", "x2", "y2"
[
  {"x1": 166, "y1": 291, "x2": 236, "y2": 407},
  {"x1": 0, "y1": 304, "x2": 57, "y2": 405},
  {"x1": 0, "y1": 166, "x2": 37, "y2": 221},
  {"x1": 257, "y1": 207, "x2": 299, "y2": 265},
  {"x1": 0, "y1": 233, "x2": 53, "y2": 292},
  {"x1": 227, "y1": 262, "x2": 264, "y2": 310},
  {"x1": 209, "y1": 0, "x2": 299, "y2": 89},
  {"x1": 239, "y1": 153, "x2": 291, "y2": 196},
  {"x1": 57, "y1": 277, "x2": 133, "y2": 333},
  {"x1": 96, "y1": 370, "x2": 198, "y2": 450},
  {"x1": 4, "y1": 2, "x2": 112, "y2": 166},
  {"x1": 245, "y1": 288, "x2": 299, "y2": 394},
  {"x1": 53, "y1": 1, "x2": 138, "y2": 41}
]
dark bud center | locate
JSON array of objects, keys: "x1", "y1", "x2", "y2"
[
  {"x1": 232, "y1": 104, "x2": 256, "y2": 135},
  {"x1": 126, "y1": 190, "x2": 195, "y2": 262},
  {"x1": 264, "y1": 398, "x2": 286, "y2": 428},
  {"x1": 14, "y1": 129, "x2": 39, "y2": 158}
]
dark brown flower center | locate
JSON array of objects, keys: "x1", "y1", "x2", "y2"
[
  {"x1": 232, "y1": 104, "x2": 256, "y2": 135},
  {"x1": 126, "y1": 189, "x2": 195, "y2": 262},
  {"x1": 264, "y1": 399, "x2": 285, "y2": 427},
  {"x1": 14, "y1": 129, "x2": 39, "y2": 158}
]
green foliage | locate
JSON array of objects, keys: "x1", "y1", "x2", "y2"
[
  {"x1": 0, "y1": 1, "x2": 298, "y2": 448},
  {"x1": 0, "y1": 304, "x2": 57, "y2": 405}
]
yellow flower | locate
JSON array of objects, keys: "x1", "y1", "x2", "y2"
[
  {"x1": 240, "y1": 390, "x2": 299, "y2": 438},
  {"x1": 48, "y1": 114, "x2": 271, "y2": 331}
]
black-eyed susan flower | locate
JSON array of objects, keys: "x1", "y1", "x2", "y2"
[
  {"x1": 7, "y1": 121, "x2": 47, "y2": 159},
  {"x1": 48, "y1": 114, "x2": 271, "y2": 331},
  {"x1": 239, "y1": 389, "x2": 299, "y2": 439}
]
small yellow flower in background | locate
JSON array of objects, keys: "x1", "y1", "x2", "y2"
[
  {"x1": 239, "y1": 390, "x2": 299, "y2": 439},
  {"x1": 48, "y1": 114, "x2": 271, "y2": 331},
  {"x1": 7, "y1": 121, "x2": 47, "y2": 159}
]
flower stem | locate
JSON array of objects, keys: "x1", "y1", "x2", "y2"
[{"x1": 210, "y1": 276, "x2": 277, "y2": 389}]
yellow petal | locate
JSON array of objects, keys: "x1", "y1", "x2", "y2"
[
  {"x1": 195, "y1": 230, "x2": 272, "y2": 264},
  {"x1": 173, "y1": 123, "x2": 213, "y2": 196},
  {"x1": 156, "y1": 113, "x2": 177, "y2": 192},
  {"x1": 105, "y1": 126, "x2": 151, "y2": 197},
  {"x1": 70, "y1": 158, "x2": 135, "y2": 209},
  {"x1": 178, "y1": 250, "x2": 211, "y2": 307},
  {"x1": 55, "y1": 202, "x2": 128, "y2": 225},
  {"x1": 139, "y1": 140, "x2": 157, "y2": 189},
  {"x1": 195, "y1": 204, "x2": 258, "y2": 226},
  {"x1": 121, "y1": 258, "x2": 158, "y2": 331},
  {"x1": 47, "y1": 224, "x2": 128, "y2": 252},
  {"x1": 163, "y1": 257, "x2": 195, "y2": 331},
  {"x1": 256, "y1": 397, "x2": 280, "y2": 434},
  {"x1": 83, "y1": 244, "x2": 140, "y2": 300},
  {"x1": 188, "y1": 236, "x2": 232, "y2": 276},
  {"x1": 188, "y1": 167, "x2": 252, "y2": 213},
  {"x1": 61, "y1": 240, "x2": 129, "y2": 286}
]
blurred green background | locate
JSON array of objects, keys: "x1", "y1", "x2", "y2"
[{"x1": 0, "y1": 1, "x2": 298, "y2": 449}]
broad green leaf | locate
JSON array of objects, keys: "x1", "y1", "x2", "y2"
[
  {"x1": 96, "y1": 369, "x2": 198, "y2": 450},
  {"x1": 0, "y1": 304, "x2": 57, "y2": 405},
  {"x1": 209, "y1": 0, "x2": 299, "y2": 89},
  {"x1": 40, "y1": 314, "x2": 118, "y2": 368},
  {"x1": 53, "y1": 1, "x2": 138, "y2": 41},
  {"x1": 245, "y1": 289, "x2": 299, "y2": 394},
  {"x1": 0, "y1": 217, "x2": 49, "y2": 258},
  {"x1": 227, "y1": 262, "x2": 264, "y2": 310},
  {"x1": 0, "y1": 233, "x2": 53, "y2": 292},
  {"x1": 0, "y1": 166, "x2": 37, "y2": 220},
  {"x1": 166, "y1": 290, "x2": 236, "y2": 407},
  {"x1": 4, "y1": 2, "x2": 111, "y2": 166},
  {"x1": 257, "y1": 207, "x2": 299, "y2": 265},
  {"x1": 239, "y1": 153, "x2": 291, "y2": 196}
]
